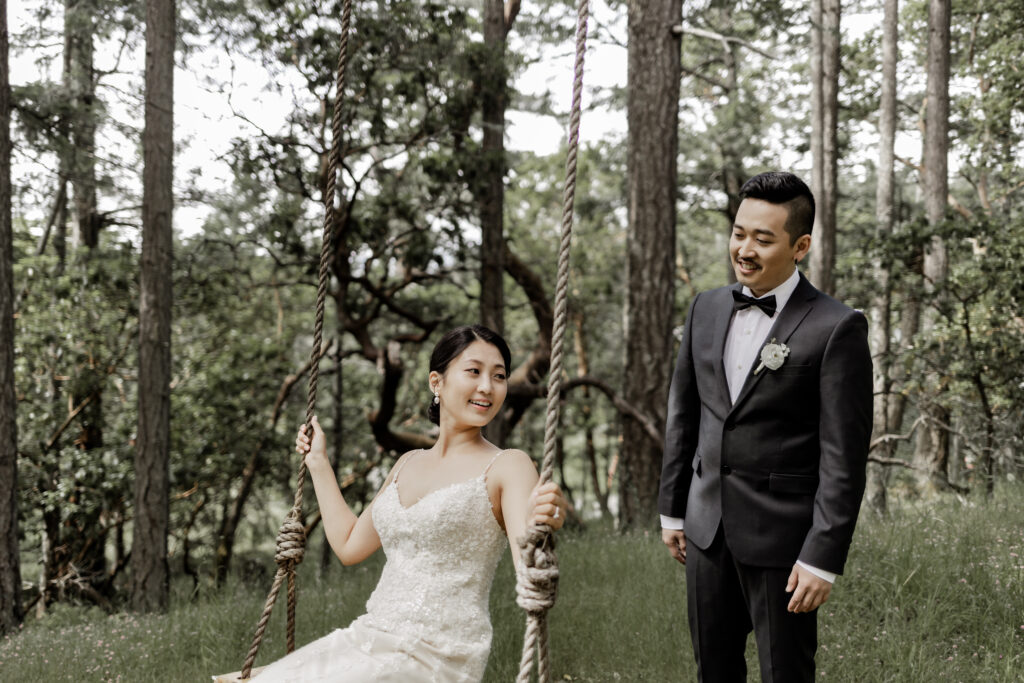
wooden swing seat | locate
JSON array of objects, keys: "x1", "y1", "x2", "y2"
[{"x1": 212, "y1": 667, "x2": 265, "y2": 682}]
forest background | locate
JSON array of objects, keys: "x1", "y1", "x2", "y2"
[{"x1": 1, "y1": 0, "x2": 1023, "y2": 669}]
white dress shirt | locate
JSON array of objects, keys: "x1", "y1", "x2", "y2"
[{"x1": 661, "y1": 268, "x2": 836, "y2": 583}]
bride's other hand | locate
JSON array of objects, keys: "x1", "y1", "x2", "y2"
[
  {"x1": 296, "y1": 415, "x2": 329, "y2": 471},
  {"x1": 527, "y1": 481, "x2": 567, "y2": 530}
]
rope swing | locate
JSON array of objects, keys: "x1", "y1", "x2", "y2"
[
  {"x1": 514, "y1": 1, "x2": 589, "y2": 681},
  {"x1": 227, "y1": 0, "x2": 588, "y2": 678},
  {"x1": 234, "y1": 0, "x2": 354, "y2": 679}
]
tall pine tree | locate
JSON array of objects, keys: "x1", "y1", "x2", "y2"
[{"x1": 131, "y1": 0, "x2": 174, "y2": 612}]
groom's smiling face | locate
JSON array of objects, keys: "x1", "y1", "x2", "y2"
[{"x1": 730, "y1": 198, "x2": 812, "y2": 297}]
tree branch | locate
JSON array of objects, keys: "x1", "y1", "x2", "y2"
[
  {"x1": 671, "y1": 25, "x2": 777, "y2": 60},
  {"x1": 509, "y1": 375, "x2": 662, "y2": 447},
  {"x1": 44, "y1": 393, "x2": 96, "y2": 453},
  {"x1": 868, "y1": 414, "x2": 926, "y2": 453},
  {"x1": 504, "y1": 0, "x2": 521, "y2": 34},
  {"x1": 504, "y1": 243, "x2": 553, "y2": 386},
  {"x1": 368, "y1": 340, "x2": 436, "y2": 453},
  {"x1": 680, "y1": 65, "x2": 730, "y2": 91},
  {"x1": 14, "y1": 176, "x2": 67, "y2": 313},
  {"x1": 215, "y1": 339, "x2": 336, "y2": 582},
  {"x1": 894, "y1": 155, "x2": 972, "y2": 218},
  {"x1": 866, "y1": 454, "x2": 918, "y2": 469}
]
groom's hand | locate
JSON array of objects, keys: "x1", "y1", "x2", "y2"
[
  {"x1": 662, "y1": 529, "x2": 687, "y2": 565},
  {"x1": 785, "y1": 564, "x2": 832, "y2": 613}
]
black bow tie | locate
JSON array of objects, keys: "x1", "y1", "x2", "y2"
[{"x1": 732, "y1": 290, "x2": 777, "y2": 317}]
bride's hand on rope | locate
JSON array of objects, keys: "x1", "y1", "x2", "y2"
[
  {"x1": 527, "y1": 481, "x2": 567, "y2": 531},
  {"x1": 296, "y1": 416, "x2": 329, "y2": 472},
  {"x1": 296, "y1": 415, "x2": 378, "y2": 564}
]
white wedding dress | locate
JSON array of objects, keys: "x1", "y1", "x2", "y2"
[{"x1": 253, "y1": 452, "x2": 509, "y2": 682}]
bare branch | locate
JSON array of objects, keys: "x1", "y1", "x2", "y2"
[
  {"x1": 271, "y1": 340, "x2": 335, "y2": 420},
  {"x1": 866, "y1": 454, "x2": 918, "y2": 469},
  {"x1": 564, "y1": 376, "x2": 662, "y2": 446},
  {"x1": 44, "y1": 393, "x2": 96, "y2": 453},
  {"x1": 14, "y1": 175, "x2": 67, "y2": 312},
  {"x1": 895, "y1": 155, "x2": 972, "y2": 218},
  {"x1": 869, "y1": 414, "x2": 926, "y2": 453},
  {"x1": 671, "y1": 25, "x2": 777, "y2": 60},
  {"x1": 509, "y1": 375, "x2": 662, "y2": 447},
  {"x1": 680, "y1": 66, "x2": 730, "y2": 91},
  {"x1": 368, "y1": 341, "x2": 435, "y2": 453},
  {"x1": 504, "y1": 244, "x2": 553, "y2": 386}
]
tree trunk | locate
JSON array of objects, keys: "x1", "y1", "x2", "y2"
[
  {"x1": 912, "y1": 402, "x2": 949, "y2": 493},
  {"x1": 810, "y1": 0, "x2": 840, "y2": 295},
  {"x1": 55, "y1": 19, "x2": 70, "y2": 272},
  {"x1": 865, "y1": 0, "x2": 899, "y2": 515},
  {"x1": 715, "y1": 2, "x2": 744, "y2": 232},
  {"x1": 554, "y1": 427, "x2": 574, "y2": 508},
  {"x1": 717, "y1": 5, "x2": 744, "y2": 285},
  {"x1": 480, "y1": 0, "x2": 509, "y2": 445},
  {"x1": 620, "y1": 0, "x2": 682, "y2": 529},
  {"x1": 131, "y1": 0, "x2": 174, "y2": 612},
  {"x1": 0, "y1": 0, "x2": 23, "y2": 634},
  {"x1": 479, "y1": 0, "x2": 506, "y2": 336},
  {"x1": 65, "y1": 0, "x2": 100, "y2": 249},
  {"x1": 921, "y1": 0, "x2": 950, "y2": 281},
  {"x1": 912, "y1": 0, "x2": 952, "y2": 497},
  {"x1": 36, "y1": 510, "x2": 58, "y2": 615},
  {"x1": 809, "y1": 0, "x2": 823, "y2": 257},
  {"x1": 573, "y1": 312, "x2": 610, "y2": 518}
]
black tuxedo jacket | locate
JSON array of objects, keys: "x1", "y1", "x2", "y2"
[{"x1": 658, "y1": 273, "x2": 872, "y2": 574}]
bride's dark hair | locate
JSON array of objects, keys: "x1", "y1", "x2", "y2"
[{"x1": 428, "y1": 325, "x2": 512, "y2": 425}]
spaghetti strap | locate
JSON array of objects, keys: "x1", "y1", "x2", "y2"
[
  {"x1": 481, "y1": 450, "x2": 508, "y2": 479},
  {"x1": 392, "y1": 449, "x2": 423, "y2": 484}
]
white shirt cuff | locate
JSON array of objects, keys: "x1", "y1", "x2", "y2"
[
  {"x1": 660, "y1": 515, "x2": 684, "y2": 530},
  {"x1": 797, "y1": 560, "x2": 836, "y2": 584}
]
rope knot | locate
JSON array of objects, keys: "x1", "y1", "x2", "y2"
[
  {"x1": 515, "y1": 525, "x2": 559, "y2": 616},
  {"x1": 274, "y1": 511, "x2": 306, "y2": 567}
]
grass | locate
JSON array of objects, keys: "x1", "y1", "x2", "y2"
[{"x1": 2, "y1": 486, "x2": 1023, "y2": 682}]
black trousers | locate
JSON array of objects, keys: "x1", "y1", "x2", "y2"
[{"x1": 686, "y1": 525, "x2": 818, "y2": 683}]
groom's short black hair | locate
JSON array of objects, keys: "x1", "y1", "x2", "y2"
[{"x1": 739, "y1": 172, "x2": 815, "y2": 244}]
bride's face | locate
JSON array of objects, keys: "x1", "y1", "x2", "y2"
[{"x1": 431, "y1": 340, "x2": 508, "y2": 428}]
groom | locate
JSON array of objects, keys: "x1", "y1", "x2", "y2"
[{"x1": 658, "y1": 172, "x2": 872, "y2": 682}]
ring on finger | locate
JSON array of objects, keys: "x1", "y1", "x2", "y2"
[{"x1": 553, "y1": 507, "x2": 560, "y2": 519}]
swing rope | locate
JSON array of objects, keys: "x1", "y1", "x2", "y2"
[
  {"x1": 514, "y1": 1, "x2": 589, "y2": 681},
  {"x1": 239, "y1": 0, "x2": 353, "y2": 678},
  {"x1": 238, "y1": 0, "x2": 587, "y2": 678}
]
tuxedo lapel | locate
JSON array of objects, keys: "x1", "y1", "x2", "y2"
[
  {"x1": 728, "y1": 275, "x2": 818, "y2": 416},
  {"x1": 712, "y1": 285, "x2": 741, "y2": 411}
]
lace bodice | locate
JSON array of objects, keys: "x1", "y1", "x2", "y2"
[
  {"x1": 363, "y1": 454, "x2": 509, "y2": 657},
  {"x1": 251, "y1": 452, "x2": 510, "y2": 683}
]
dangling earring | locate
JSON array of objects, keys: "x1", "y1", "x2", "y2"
[{"x1": 433, "y1": 391, "x2": 439, "y2": 405}]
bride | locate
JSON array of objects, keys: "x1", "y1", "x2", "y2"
[{"x1": 253, "y1": 324, "x2": 567, "y2": 682}]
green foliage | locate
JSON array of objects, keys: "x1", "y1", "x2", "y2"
[
  {"x1": 169, "y1": 232, "x2": 306, "y2": 566},
  {"x1": 9, "y1": 0, "x2": 1024, "y2": 622},
  {"x1": 676, "y1": 0, "x2": 809, "y2": 308},
  {"x1": 14, "y1": 239, "x2": 139, "y2": 586},
  {"x1": 910, "y1": 214, "x2": 1024, "y2": 470}
]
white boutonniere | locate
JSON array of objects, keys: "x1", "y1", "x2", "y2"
[{"x1": 754, "y1": 338, "x2": 790, "y2": 375}]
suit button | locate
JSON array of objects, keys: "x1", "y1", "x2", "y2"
[{"x1": 721, "y1": 465, "x2": 732, "y2": 475}]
